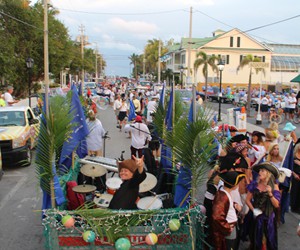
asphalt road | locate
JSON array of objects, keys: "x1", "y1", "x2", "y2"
[{"x1": 0, "y1": 100, "x2": 299, "y2": 250}]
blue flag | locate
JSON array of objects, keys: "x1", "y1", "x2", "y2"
[
  {"x1": 279, "y1": 140, "x2": 294, "y2": 223},
  {"x1": 78, "y1": 82, "x2": 82, "y2": 96},
  {"x1": 161, "y1": 87, "x2": 173, "y2": 173},
  {"x1": 174, "y1": 166, "x2": 192, "y2": 207},
  {"x1": 165, "y1": 87, "x2": 173, "y2": 131},
  {"x1": 128, "y1": 100, "x2": 136, "y2": 121},
  {"x1": 159, "y1": 81, "x2": 166, "y2": 108},
  {"x1": 59, "y1": 84, "x2": 89, "y2": 173},
  {"x1": 188, "y1": 97, "x2": 193, "y2": 123}
]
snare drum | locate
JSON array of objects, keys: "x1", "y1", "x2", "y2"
[
  {"x1": 106, "y1": 177, "x2": 122, "y2": 195},
  {"x1": 137, "y1": 196, "x2": 162, "y2": 210}
]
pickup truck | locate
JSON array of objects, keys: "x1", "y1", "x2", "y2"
[
  {"x1": 205, "y1": 86, "x2": 233, "y2": 103},
  {"x1": 0, "y1": 106, "x2": 40, "y2": 167}
]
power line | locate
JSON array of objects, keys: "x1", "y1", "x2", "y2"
[{"x1": 57, "y1": 8, "x2": 185, "y2": 16}]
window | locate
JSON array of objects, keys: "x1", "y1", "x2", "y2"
[
  {"x1": 230, "y1": 37, "x2": 233, "y2": 47},
  {"x1": 262, "y1": 56, "x2": 265, "y2": 62},
  {"x1": 226, "y1": 55, "x2": 230, "y2": 64},
  {"x1": 240, "y1": 55, "x2": 243, "y2": 62},
  {"x1": 237, "y1": 37, "x2": 241, "y2": 47}
]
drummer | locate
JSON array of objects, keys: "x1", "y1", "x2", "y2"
[{"x1": 109, "y1": 155, "x2": 146, "y2": 209}]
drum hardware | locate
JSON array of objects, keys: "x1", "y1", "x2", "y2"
[{"x1": 93, "y1": 193, "x2": 113, "y2": 208}]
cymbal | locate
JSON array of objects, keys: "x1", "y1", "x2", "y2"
[
  {"x1": 139, "y1": 173, "x2": 157, "y2": 193},
  {"x1": 80, "y1": 163, "x2": 107, "y2": 177},
  {"x1": 72, "y1": 184, "x2": 97, "y2": 194}
]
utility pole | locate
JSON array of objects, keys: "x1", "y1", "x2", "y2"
[
  {"x1": 186, "y1": 6, "x2": 193, "y2": 89},
  {"x1": 44, "y1": 0, "x2": 49, "y2": 118},
  {"x1": 158, "y1": 39, "x2": 161, "y2": 84},
  {"x1": 143, "y1": 55, "x2": 146, "y2": 79},
  {"x1": 78, "y1": 24, "x2": 87, "y2": 84},
  {"x1": 94, "y1": 44, "x2": 98, "y2": 84}
]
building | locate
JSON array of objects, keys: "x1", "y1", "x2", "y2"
[{"x1": 164, "y1": 28, "x2": 300, "y2": 92}]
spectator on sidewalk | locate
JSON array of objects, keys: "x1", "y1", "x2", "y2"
[{"x1": 4, "y1": 85, "x2": 19, "y2": 106}]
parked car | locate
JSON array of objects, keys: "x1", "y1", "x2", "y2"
[{"x1": 0, "y1": 106, "x2": 40, "y2": 167}]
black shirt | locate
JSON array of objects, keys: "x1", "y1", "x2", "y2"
[{"x1": 109, "y1": 169, "x2": 146, "y2": 209}]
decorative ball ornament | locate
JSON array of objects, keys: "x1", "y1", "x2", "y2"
[
  {"x1": 169, "y1": 218, "x2": 181, "y2": 232},
  {"x1": 61, "y1": 215, "x2": 75, "y2": 228},
  {"x1": 200, "y1": 205, "x2": 206, "y2": 215},
  {"x1": 115, "y1": 237, "x2": 131, "y2": 250},
  {"x1": 145, "y1": 233, "x2": 158, "y2": 245},
  {"x1": 82, "y1": 231, "x2": 96, "y2": 243}
]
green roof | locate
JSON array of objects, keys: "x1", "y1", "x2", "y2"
[
  {"x1": 290, "y1": 74, "x2": 300, "y2": 82},
  {"x1": 180, "y1": 36, "x2": 219, "y2": 49}
]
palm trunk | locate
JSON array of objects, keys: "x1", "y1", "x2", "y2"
[
  {"x1": 247, "y1": 68, "x2": 252, "y2": 116},
  {"x1": 204, "y1": 71, "x2": 208, "y2": 101}
]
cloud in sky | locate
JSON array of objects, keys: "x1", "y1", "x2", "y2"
[{"x1": 34, "y1": 0, "x2": 300, "y2": 76}]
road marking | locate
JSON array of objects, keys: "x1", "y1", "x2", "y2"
[{"x1": 0, "y1": 175, "x2": 28, "y2": 211}]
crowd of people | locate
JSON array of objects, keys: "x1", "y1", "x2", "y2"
[{"x1": 79, "y1": 79, "x2": 300, "y2": 249}]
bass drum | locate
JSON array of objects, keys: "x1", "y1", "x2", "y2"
[{"x1": 137, "y1": 196, "x2": 162, "y2": 210}]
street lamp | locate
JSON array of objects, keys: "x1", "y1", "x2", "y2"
[
  {"x1": 26, "y1": 58, "x2": 34, "y2": 107},
  {"x1": 217, "y1": 60, "x2": 225, "y2": 122}
]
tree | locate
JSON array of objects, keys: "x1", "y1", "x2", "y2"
[
  {"x1": 194, "y1": 52, "x2": 218, "y2": 101},
  {"x1": 237, "y1": 54, "x2": 265, "y2": 116},
  {"x1": 144, "y1": 39, "x2": 168, "y2": 78},
  {"x1": 128, "y1": 53, "x2": 140, "y2": 79}
]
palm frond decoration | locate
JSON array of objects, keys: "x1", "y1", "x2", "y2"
[
  {"x1": 165, "y1": 106, "x2": 216, "y2": 199},
  {"x1": 35, "y1": 94, "x2": 75, "y2": 195},
  {"x1": 153, "y1": 86, "x2": 217, "y2": 201},
  {"x1": 73, "y1": 205, "x2": 155, "y2": 243}
]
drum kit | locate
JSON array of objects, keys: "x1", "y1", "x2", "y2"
[{"x1": 79, "y1": 161, "x2": 163, "y2": 210}]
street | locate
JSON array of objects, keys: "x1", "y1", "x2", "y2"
[{"x1": 0, "y1": 101, "x2": 299, "y2": 249}]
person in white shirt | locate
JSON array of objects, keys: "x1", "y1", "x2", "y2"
[
  {"x1": 86, "y1": 110, "x2": 105, "y2": 156},
  {"x1": 113, "y1": 95, "x2": 122, "y2": 123},
  {"x1": 288, "y1": 93, "x2": 297, "y2": 120},
  {"x1": 124, "y1": 115, "x2": 151, "y2": 158},
  {"x1": 146, "y1": 96, "x2": 158, "y2": 123},
  {"x1": 117, "y1": 98, "x2": 128, "y2": 131},
  {"x1": 4, "y1": 85, "x2": 19, "y2": 106}
]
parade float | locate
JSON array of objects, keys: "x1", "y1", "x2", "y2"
[{"x1": 38, "y1": 85, "x2": 215, "y2": 249}]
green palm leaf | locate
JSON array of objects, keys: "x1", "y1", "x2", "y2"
[{"x1": 35, "y1": 95, "x2": 75, "y2": 194}]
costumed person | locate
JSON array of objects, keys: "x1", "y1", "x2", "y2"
[
  {"x1": 291, "y1": 143, "x2": 300, "y2": 214},
  {"x1": 116, "y1": 97, "x2": 128, "y2": 131},
  {"x1": 245, "y1": 162, "x2": 280, "y2": 250},
  {"x1": 211, "y1": 171, "x2": 246, "y2": 250},
  {"x1": 264, "y1": 128, "x2": 279, "y2": 152},
  {"x1": 109, "y1": 156, "x2": 146, "y2": 210},
  {"x1": 205, "y1": 152, "x2": 248, "y2": 248},
  {"x1": 124, "y1": 115, "x2": 151, "y2": 158},
  {"x1": 248, "y1": 131, "x2": 266, "y2": 166},
  {"x1": 283, "y1": 122, "x2": 298, "y2": 144},
  {"x1": 86, "y1": 110, "x2": 105, "y2": 157},
  {"x1": 267, "y1": 143, "x2": 283, "y2": 168}
]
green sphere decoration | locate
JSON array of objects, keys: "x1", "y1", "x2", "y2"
[
  {"x1": 168, "y1": 218, "x2": 181, "y2": 231},
  {"x1": 115, "y1": 237, "x2": 131, "y2": 250},
  {"x1": 82, "y1": 230, "x2": 96, "y2": 243}
]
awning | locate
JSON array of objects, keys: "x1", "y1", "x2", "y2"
[{"x1": 290, "y1": 74, "x2": 300, "y2": 82}]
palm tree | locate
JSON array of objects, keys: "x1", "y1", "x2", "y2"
[
  {"x1": 128, "y1": 53, "x2": 140, "y2": 79},
  {"x1": 194, "y1": 52, "x2": 218, "y2": 101},
  {"x1": 237, "y1": 54, "x2": 265, "y2": 116}
]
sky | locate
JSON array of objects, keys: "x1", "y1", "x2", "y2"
[{"x1": 32, "y1": 0, "x2": 300, "y2": 77}]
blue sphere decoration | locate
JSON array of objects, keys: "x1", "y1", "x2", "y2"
[{"x1": 115, "y1": 237, "x2": 131, "y2": 250}]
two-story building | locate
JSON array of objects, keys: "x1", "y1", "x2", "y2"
[{"x1": 164, "y1": 28, "x2": 300, "y2": 92}]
